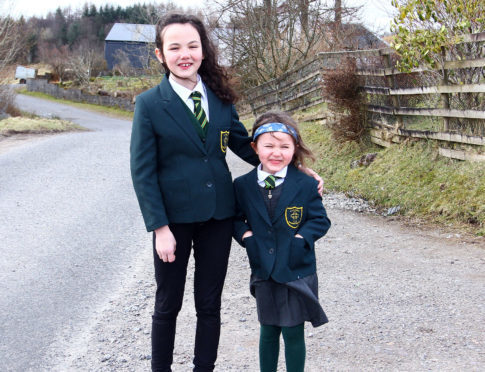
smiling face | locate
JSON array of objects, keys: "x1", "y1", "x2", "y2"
[
  {"x1": 155, "y1": 23, "x2": 204, "y2": 90},
  {"x1": 251, "y1": 132, "x2": 296, "y2": 174}
]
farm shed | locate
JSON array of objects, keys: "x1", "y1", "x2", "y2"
[{"x1": 104, "y1": 23, "x2": 156, "y2": 70}]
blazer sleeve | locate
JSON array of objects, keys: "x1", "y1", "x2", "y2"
[
  {"x1": 297, "y1": 180, "x2": 331, "y2": 249},
  {"x1": 233, "y1": 179, "x2": 251, "y2": 246},
  {"x1": 228, "y1": 105, "x2": 259, "y2": 166},
  {"x1": 130, "y1": 95, "x2": 169, "y2": 231}
]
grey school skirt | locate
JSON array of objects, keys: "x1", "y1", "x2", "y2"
[{"x1": 250, "y1": 273, "x2": 328, "y2": 328}]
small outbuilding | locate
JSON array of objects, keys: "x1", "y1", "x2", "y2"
[{"x1": 104, "y1": 23, "x2": 156, "y2": 70}]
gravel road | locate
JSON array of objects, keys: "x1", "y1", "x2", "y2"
[{"x1": 3, "y1": 95, "x2": 485, "y2": 371}]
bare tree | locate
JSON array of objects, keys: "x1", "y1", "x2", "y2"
[
  {"x1": 67, "y1": 42, "x2": 106, "y2": 86},
  {"x1": 0, "y1": 4, "x2": 17, "y2": 78},
  {"x1": 38, "y1": 44, "x2": 70, "y2": 83},
  {"x1": 212, "y1": 0, "x2": 363, "y2": 89},
  {"x1": 0, "y1": 1, "x2": 21, "y2": 116}
]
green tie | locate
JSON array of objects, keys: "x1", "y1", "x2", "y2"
[
  {"x1": 190, "y1": 91, "x2": 208, "y2": 129},
  {"x1": 264, "y1": 175, "x2": 280, "y2": 189}
]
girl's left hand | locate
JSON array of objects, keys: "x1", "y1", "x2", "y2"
[
  {"x1": 295, "y1": 234, "x2": 304, "y2": 239},
  {"x1": 299, "y1": 166, "x2": 324, "y2": 195}
]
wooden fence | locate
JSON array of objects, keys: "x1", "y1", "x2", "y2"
[{"x1": 240, "y1": 32, "x2": 485, "y2": 161}]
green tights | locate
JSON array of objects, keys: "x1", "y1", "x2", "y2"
[{"x1": 259, "y1": 323, "x2": 305, "y2": 372}]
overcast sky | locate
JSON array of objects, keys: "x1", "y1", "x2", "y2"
[{"x1": 2, "y1": 0, "x2": 397, "y2": 33}]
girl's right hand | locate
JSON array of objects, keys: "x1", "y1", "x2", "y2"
[
  {"x1": 242, "y1": 230, "x2": 253, "y2": 240},
  {"x1": 155, "y1": 225, "x2": 177, "y2": 262}
]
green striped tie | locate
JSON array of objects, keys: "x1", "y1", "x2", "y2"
[
  {"x1": 190, "y1": 91, "x2": 208, "y2": 129},
  {"x1": 264, "y1": 175, "x2": 280, "y2": 189}
]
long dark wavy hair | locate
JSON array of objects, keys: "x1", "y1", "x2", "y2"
[
  {"x1": 252, "y1": 111, "x2": 315, "y2": 168},
  {"x1": 155, "y1": 13, "x2": 238, "y2": 104}
]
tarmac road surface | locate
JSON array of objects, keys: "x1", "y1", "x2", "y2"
[{"x1": 1, "y1": 95, "x2": 145, "y2": 371}]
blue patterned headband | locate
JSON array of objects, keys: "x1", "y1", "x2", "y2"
[{"x1": 253, "y1": 122, "x2": 298, "y2": 142}]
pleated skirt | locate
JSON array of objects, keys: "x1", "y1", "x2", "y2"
[{"x1": 250, "y1": 273, "x2": 328, "y2": 328}]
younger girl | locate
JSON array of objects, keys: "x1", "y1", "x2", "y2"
[{"x1": 233, "y1": 111, "x2": 331, "y2": 372}]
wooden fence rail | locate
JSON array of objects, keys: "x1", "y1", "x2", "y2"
[{"x1": 240, "y1": 32, "x2": 485, "y2": 161}]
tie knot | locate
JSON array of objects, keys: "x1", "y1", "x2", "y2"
[
  {"x1": 264, "y1": 175, "x2": 280, "y2": 189},
  {"x1": 190, "y1": 91, "x2": 202, "y2": 101}
]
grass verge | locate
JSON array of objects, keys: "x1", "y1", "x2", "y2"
[
  {"x1": 300, "y1": 121, "x2": 485, "y2": 236},
  {"x1": 18, "y1": 90, "x2": 134, "y2": 120},
  {"x1": 0, "y1": 116, "x2": 86, "y2": 135}
]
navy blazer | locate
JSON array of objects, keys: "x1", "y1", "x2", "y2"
[
  {"x1": 233, "y1": 165, "x2": 331, "y2": 283},
  {"x1": 130, "y1": 75, "x2": 259, "y2": 231}
]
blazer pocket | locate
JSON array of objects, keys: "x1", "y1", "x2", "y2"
[
  {"x1": 243, "y1": 236, "x2": 260, "y2": 270},
  {"x1": 159, "y1": 178, "x2": 191, "y2": 212},
  {"x1": 289, "y1": 236, "x2": 311, "y2": 270}
]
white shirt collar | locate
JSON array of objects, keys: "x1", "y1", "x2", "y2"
[
  {"x1": 168, "y1": 74, "x2": 209, "y2": 119},
  {"x1": 168, "y1": 74, "x2": 206, "y2": 101},
  {"x1": 256, "y1": 164, "x2": 287, "y2": 188}
]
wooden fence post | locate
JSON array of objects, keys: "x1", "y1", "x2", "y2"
[
  {"x1": 441, "y1": 46, "x2": 451, "y2": 132},
  {"x1": 383, "y1": 51, "x2": 403, "y2": 130}
]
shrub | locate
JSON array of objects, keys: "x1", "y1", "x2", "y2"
[
  {"x1": 322, "y1": 57, "x2": 365, "y2": 142},
  {"x1": 0, "y1": 86, "x2": 21, "y2": 117}
]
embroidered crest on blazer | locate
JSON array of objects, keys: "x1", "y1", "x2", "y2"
[{"x1": 233, "y1": 164, "x2": 331, "y2": 283}]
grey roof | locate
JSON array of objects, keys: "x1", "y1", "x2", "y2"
[{"x1": 105, "y1": 23, "x2": 156, "y2": 43}]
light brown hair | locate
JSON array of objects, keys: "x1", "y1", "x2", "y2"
[{"x1": 252, "y1": 111, "x2": 315, "y2": 168}]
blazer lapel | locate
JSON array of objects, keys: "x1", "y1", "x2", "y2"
[
  {"x1": 205, "y1": 87, "x2": 224, "y2": 151},
  {"x1": 272, "y1": 165, "x2": 301, "y2": 223},
  {"x1": 158, "y1": 77, "x2": 206, "y2": 153},
  {"x1": 245, "y1": 169, "x2": 272, "y2": 226}
]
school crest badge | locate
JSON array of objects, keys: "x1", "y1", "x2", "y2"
[
  {"x1": 285, "y1": 206, "x2": 303, "y2": 229},
  {"x1": 220, "y1": 131, "x2": 229, "y2": 153}
]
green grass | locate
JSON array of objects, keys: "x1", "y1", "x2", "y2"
[
  {"x1": 404, "y1": 116, "x2": 442, "y2": 131},
  {"x1": 90, "y1": 76, "x2": 159, "y2": 94},
  {"x1": 300, "y1": 122, "x2": 485, "y2": 235},
  {"x1": 18, "y1": 90, "x2": 134, "y2": 120},
  {"x1": 0, "y1": 116, "x2": 86, "y2": 135}
]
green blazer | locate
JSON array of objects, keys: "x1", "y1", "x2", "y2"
[
  {"x1": 130, "y1": 76, "x2": 258, "y2": 231},
  {"x1": 233, "y1": 165, "x2": 331, "y2": 283}
]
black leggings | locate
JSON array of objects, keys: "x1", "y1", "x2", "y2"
[{"x1": 151, "y1": 218, "x2": 233, "y2": 372}]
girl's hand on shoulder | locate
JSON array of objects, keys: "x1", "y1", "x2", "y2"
[
  {"x1": 298, "y1": 165, "x2": 324, "y2": 195},
  {"x1": 155, "y1": 225, "x2": 177, "y2": 262},
  {"x1": 242, "y1": 230, "x2": 253, "y2": 240}
]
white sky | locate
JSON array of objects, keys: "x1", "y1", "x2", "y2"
[{"x1": 2, "y1": 0, "x2": 397, "y2": 34}]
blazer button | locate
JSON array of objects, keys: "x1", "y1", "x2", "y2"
[
  {"x1": 206, "y1": 181, "x2": 213, "y2": 188},
  {"x1": 269, "y1": 248, "x2": 274, "y2": 254},
  {"x1": 203, "y1": 158, "x2": 208, "y2": 163}
]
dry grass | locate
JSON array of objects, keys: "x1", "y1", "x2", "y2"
[{"x1": 0, "y1": 116, "x2": 85, "y2": 136}]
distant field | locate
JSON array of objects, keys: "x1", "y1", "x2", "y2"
[{"x1": 89, "y1": 76, "x2": 160, "y2": 95}]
